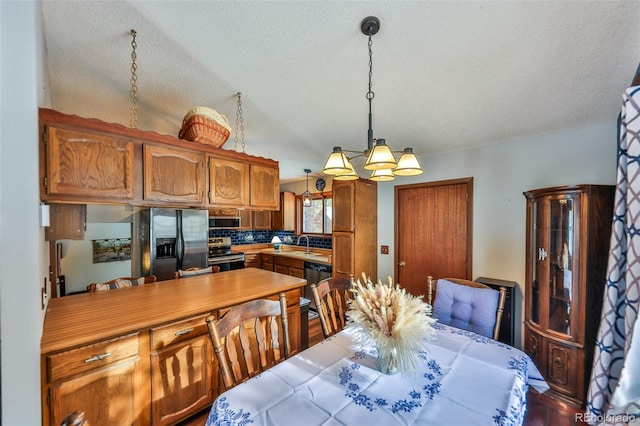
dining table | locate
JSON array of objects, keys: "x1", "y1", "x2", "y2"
[{"x1": 205, "y1": 323, "x2": 549, "y2": 426}]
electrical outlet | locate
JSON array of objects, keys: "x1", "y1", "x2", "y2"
[{"x1": 381, "y1": 245, "x2": 389, "y2": 255}]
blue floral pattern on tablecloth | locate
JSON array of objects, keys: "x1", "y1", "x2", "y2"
[
  {"x1": 337, "y1": 348, "x2": 444, "y2": 414},
  {"x1": 206, "y1": 397, "x2": 253, "y2": 426}
]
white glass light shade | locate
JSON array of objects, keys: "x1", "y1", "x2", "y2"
[
  {"x1": 323, "y1": 147, "x2": 351, "y2": 175},
  {"x1": 369, "y1": 168, "x2": 395, "y2": 181},
  {"x1": 303, "y1": 192, "x2": 312, "y2": 207},
  {"x1": 333, "y1": 160, "x2": 359, "y2": 181},
  {"x1": 364, "y1": 139, "x2": 397, "y2": 170},
  {"x1": 393, "y1": 148, "x2": 423, "y2": 176}
]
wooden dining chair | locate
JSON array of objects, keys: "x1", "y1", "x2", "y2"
[
  {"x1": 427, "y1": 276, "x2": 507, "y2": 340},
  {"x1": 205, "y1": 293, "x2": 290, "y2": 392},
  {"x1": 87, "y1": 275, "x2": 157, "y2": 292},
  {"x1": 310, "y1": 277, "x2": 352, "y2": 338},
  {"x1": 174, "y1": 265, "x2": 220, "y2": 278}
]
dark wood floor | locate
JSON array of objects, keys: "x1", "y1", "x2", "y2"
[{"x1": 525, "y1": 389, "x2": 588, "y2": 426}]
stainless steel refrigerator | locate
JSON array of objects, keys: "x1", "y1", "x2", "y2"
[{"x1": 138, "y1": 207, "x2": 208, "y2": 281}]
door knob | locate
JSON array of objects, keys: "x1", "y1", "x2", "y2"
[{"x1": 398, "y1": 261, "x2": 406, "y2": 267}]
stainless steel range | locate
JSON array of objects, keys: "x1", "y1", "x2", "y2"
[{"x1": 208, "y1": 237, "x2": 245, "y2": 271}]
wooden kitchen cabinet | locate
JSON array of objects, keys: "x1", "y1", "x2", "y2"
[
  {"x1": 249, "y1": 164, "x2": 279, "y2": 209},
  {"x1": 42, "y1": 126, "x2": 135, "y2": 201},
  {"x1": 274, "y1": 256, "x2": 305, "y2": 279},
  {"x1": 252, "y1": 210, "x2": 272, "y2": 229},
  {"x1": 261, "y1": 254, "x2": 274, "y2": 271},
  {"x1": 207, "y1": 156, "x2": 250, "y2": 206},
  {"x1": 332, "y1": 179, "x2": 377, "y2": 280},
  {"x1": 45, "y1": 333, "x2": 145, "y2": 426},
  {"x1": 45, "y1": 204, "x2": 86, "y2": 241},
  {"x1": 523, "y1": 185, "x2": 614, "y2": 407},
  {"x1": 244, "y1": 253, "x2": 260, "y2": 268},
  {"x1": 39, "y1": 109, "x2": 279, "y2": 209},
  {"x1": 143, "y1": 144, "x2": 205, "y2": 204},
  {"x1": 272, "y1": 191, "x2": 296, "y2": 231},
  {"x1": 150, "y1": 315, "x2": 214, "y2": 425}
]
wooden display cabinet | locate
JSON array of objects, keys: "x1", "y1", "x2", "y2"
[{"x1": 523, "y1": 185, "x2": 614, "y2": 407}]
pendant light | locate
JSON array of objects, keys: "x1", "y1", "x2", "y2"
[
  {"x1": 322, "y1": 16, "x2": 423, "y2": 180},
  {"x1": 302, "y1": 169, "x2": 312, "y2": 207}
]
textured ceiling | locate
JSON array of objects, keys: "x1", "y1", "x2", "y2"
[{"x1": 40, "y1": 1, "x2": 640, "y2": 182}]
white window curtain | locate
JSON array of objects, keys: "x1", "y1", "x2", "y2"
[{"x1": 586, "y1": 77, "x2": 640, "y2": 424}]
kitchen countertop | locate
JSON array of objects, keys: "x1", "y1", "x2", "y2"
[
  {"x1": 232, "y1": 244, "x2": 332, "y2": 266},
  {"x1": 260, "y1": 248, "x2": 331, "y2": 265}
]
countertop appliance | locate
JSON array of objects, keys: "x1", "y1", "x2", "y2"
[
  {"x1": 208, "y1": 237, "x2": 245, "y2": 271},
  {"x1": 139, "y1": 207, "x2": 209, "y2": 281},
  {"x1": 304, "y1": 261, "x2": 332, "y2": 311}
]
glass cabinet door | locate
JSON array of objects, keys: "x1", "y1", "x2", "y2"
[
  {"x1": 547, "y1": 195, "x2": 577, "y2": 336},
  {"x1": 530, "y1": 200, "x2": 543, "y2": 325}
]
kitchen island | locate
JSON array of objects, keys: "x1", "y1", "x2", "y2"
[{"x1": 40, "y1": 268, "x2": 306, "y2": 426}]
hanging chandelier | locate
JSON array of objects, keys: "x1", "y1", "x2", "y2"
[
  {"x1": 302, "y1": 168, "x2": 313, "y2": 207},
  {"x1": 323, "y1": 16, "x2": 423, "y2": 181}
]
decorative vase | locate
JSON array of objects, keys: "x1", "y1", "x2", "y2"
[{"x1": 376, "y1": 344, "x2": 399, "y2": 375}]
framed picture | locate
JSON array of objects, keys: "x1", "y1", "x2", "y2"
[{"x1": 92, "y1": 238, "x2": 131, "y2": 263}]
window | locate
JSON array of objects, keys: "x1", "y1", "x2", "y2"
[{"x1": 298, "y1": 194, "x2": 332, "y2": 235}]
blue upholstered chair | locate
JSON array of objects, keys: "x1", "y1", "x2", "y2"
[{"x1": 427, "y1": 276, "x2": 507, "y2": 340}]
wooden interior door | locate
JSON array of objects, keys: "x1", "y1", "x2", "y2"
[{"x1": 394, "y1": 178, "x2": 473, "y2": 297}]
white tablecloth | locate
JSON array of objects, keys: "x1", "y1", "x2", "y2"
[{"x1": 206, "y1": 324, "x2": 548, "y2": 426}]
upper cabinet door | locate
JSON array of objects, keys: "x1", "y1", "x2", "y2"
[
  {"x1": 44, "y1": 126, "x2": 134, "y2": 199},
  {"x1": 207, "y1": 156, "x2": 250, "y2": 206},
  {"x1": 332, "y1": 181, "x2": 355, "y2": 232},
  {"x1": 143, "y1": 144, "x2": 205, "y2": 204},
  {"x1": 249, "y1": 165, "x2": 279, "y2": 209}
]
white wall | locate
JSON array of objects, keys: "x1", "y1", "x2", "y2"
[
  {"x1": 377, "y1": 123, "x2": 618, "y2": 348},
  {"x1": 0, "y1": 1, "x2": 47, "y2": 424}
]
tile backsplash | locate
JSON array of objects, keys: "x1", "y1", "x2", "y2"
[{"x1": 209, "y1": 229, "x2": 332, "y2": 250}]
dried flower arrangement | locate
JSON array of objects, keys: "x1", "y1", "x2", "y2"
[{"x1": 347, "y1": 273, "x2": 437, "y2": 375}]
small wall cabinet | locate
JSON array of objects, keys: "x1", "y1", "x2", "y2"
[{"x1": 523, "y1": 185, "x2": 614, "y2": 407}]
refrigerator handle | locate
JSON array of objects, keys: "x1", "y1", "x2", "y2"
[{"x1": 176, "y1": 210, "x2": 184, "y2": 269}]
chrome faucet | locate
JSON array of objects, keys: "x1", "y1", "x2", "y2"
[{"x1": 297, "y1": 235, "x2": 311, "y2": 254}]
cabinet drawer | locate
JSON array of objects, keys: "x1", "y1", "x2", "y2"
[
  {"x1": 48, "y1": 333, "x2": 139, "y2": 382},
  {"x1": 270, "y1": 288, "x2": 301, "y2": 307},
  {"x1": 274, "y1": 265, "x2": 289, "y2": 275},
  {"x1": 289, "y1": 267, "x2": 305, "y2": 279},
  {"x1": 150, "y1": 314, "x2": 210, "y2": 351},
  {"x1": 274, "y1": 256, "x2": 304, "y2": 269}
]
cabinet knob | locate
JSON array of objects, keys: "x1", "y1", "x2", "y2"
[{"x1": 553, "y1": 357, "x2": 564, "y2": 368}]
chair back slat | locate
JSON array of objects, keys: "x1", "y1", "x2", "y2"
[
  {"x1": 311, "y1": 277, "x2": 352, "y2": 339},
  {"x1": 206, "y1": 293, "x2": 290, "y2": 392}
]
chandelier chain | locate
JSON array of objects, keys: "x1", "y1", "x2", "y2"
[
  {"x1": 366, "y1": 35, "x2": 375, "y2": 101},
  {"x1": 234, "y1": 92, "x2": 245, "y2": 152},
  {"x1": 129, "y1": 29, "x2": 138, "y2": 128}
]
